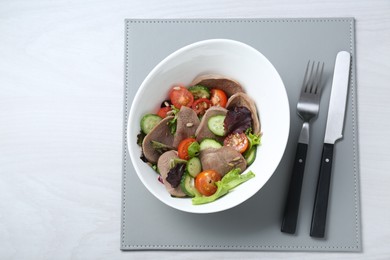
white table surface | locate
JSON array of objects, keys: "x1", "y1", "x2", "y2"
[{"x1": 1, "y1": 0, "x2": 389, "y2": 259}]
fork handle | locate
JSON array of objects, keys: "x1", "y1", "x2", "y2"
[{"x1": 281, "y1": 142, "x2": 308, "y2": 234}]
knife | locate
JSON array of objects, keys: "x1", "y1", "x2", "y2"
[{"x1": 310, "y1": 51, "x2": 351, "y2": 238}]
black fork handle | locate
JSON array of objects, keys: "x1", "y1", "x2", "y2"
[{"x1": 281, "y1": 142, "x2": 308, "y2": 234}]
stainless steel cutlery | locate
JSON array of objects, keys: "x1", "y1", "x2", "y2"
[{"x1": 281, "y1": 51, "x2": 351, "y2": 237}]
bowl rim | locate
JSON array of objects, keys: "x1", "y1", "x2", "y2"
[{"x1": 127, "y1": 38, "x2": 290, "y2": 214}]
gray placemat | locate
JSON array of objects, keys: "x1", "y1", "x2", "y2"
[{"x1": 121, "y1": 18, "x2": 361, "y2": 251}]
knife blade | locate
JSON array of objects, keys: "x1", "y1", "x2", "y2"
[{"x1": 310, "y1": 51, "x2": 351, "y2": 238}]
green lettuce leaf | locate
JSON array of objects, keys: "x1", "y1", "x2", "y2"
[
  {"x1": 245, "y1": 130, "x2": 261, "y2": 151},
  {"x1": 192, "y1": 168, "x2": 255, "y2": 205}
]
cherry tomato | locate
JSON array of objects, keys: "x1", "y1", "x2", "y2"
[
  {"x1": 157, "y1": 106, "x2": 172, "y2": 118},
  {"x1": 177, "y1": 137, "x2": 197, "y2": 160},
  {"x1": 191, "y1": 98, "x2": 212, "y2": 116},
  {"x1": 195, "y1": 170, "x2": 222, "y2": 196},
  {"x1": 169, "y1": 85, "x2": 194, "y2": 109},
  {"x1": 224, "y1": 132, "x2": 249, "y2": 153},
  {"x1": 210, "y1": 88, "x2": 228, "y2": 108}
]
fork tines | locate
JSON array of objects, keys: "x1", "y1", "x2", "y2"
[{"x1": 303, "y1": 61, "x2": 325, "y2": 95}]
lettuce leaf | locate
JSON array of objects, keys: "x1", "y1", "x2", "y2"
[
  {"x1": 192, "y1": 168, "x2": 255, "y2": 205},
  {"x1": 168, "y1": 105, "x2": 180, "y2": 134},
  {"x1": 191, "y1": 181, "x2": 229, "y2": 205},
  {"x1": 224, "y1": 106, "x2": 252, "y2": 135},
  {"x1": 166, "y1": 163, "x2": 186, "y2": 188},
  {"x1": 220, "y1": 168, "x2": 255, "y2": 190},
  {"x1": 245, "y1": 130, "x2": 261, "y2": 151}
]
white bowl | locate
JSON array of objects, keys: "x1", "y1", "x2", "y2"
[{"x1": 128, "y1": 39, "x2": 290, "y2": 214}]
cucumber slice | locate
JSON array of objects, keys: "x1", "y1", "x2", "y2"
[
  {"x1": 244, "y1": 146, "x2": 257, "y2": 166},
  {"x1": 207, "y1": 115, "x2": 226, "y2": 136},
  {"x1": 187, "y1": 141, "x2": 200, "y2": 158},
  {"x1": 188, "y1": 85, "x2": 210, "y2": 99},
  {"x1": 199, "y1": 138, "x2": 222, "y2": 151},
  {"x1": 140, "y1": 114, "x2": 162, "y2": 134},
  {"x1": 186, "y1": 157, "x2": 202, "y2": 177},
  {"x1": 180, "y1": 173, "x2": 201, "y2": 197}
]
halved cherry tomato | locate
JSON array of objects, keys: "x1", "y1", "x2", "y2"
[
  {"x1": 157, "y1": 106, "x2": 172, "y2": 118},
  {"x1": 169, "y1": 85, "x2": 194, "y2": 109},
  {"x1": 210, "y1": 88, "x2": 228, "y2": 108},
  {"x1": 191, "y1": 98, "x2": 212, "y2": 116},
  {"x1": 223, "y1": 132, "x2": 249, "y2": 153},
  {"x1": 178, "y1": 137, "x2": 197, "y2": 160},
  {"x1": 195, "y1": 170, "x2": 222, "y2": 196}
]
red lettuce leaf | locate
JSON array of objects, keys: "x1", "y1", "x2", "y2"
[
  {"x1": 166, "y1": 163, "x2": 186, "y2": 188},
  {"x1": 224, "y1": 106, "x2": 252, "y2": 134}
]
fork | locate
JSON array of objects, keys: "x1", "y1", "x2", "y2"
[{"x1": 281, "y1": 61, "x2": 324, "y2": 234}]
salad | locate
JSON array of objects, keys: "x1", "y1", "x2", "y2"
[{"x1": 137, "y1": 74, "x2": 261, "y2": 205}]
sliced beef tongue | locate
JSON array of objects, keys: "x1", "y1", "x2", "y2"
[
  {"x1": 226, "y1": 92, "x2": 261, "y2": 135},
  {"x1": 190, "y1": 74, "x2": 244, "y2": 97},
  {"x1": 199, "y1": 146, "x2": 247, "y2": 177},
  {"x1": 142, "y1": 116, "x2": 175, "y2": 164},
  {"x1": 195, "y1": 106, "x2": 228, "y2": 143},
  {"x1": 172, "y1": 106, "x2": 200, "y2": 148},
  {"x1": 157, "y1": 150, "x2": 186, "y2": 197}
]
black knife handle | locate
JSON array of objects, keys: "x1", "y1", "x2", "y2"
[
  {"x1": 281, "y1": 142, "x2": 308, "y2": 234},
  {"x1": 310, "y1": 143, "x2": 334, "y2": 238}
]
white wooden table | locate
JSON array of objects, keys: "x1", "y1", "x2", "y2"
[{"x1": 1, "y1": 0, "x2": 389, "y2": 259}]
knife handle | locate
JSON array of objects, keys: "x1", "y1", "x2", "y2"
[
  {"x1": 310, "y1": 143, "x2": 334, "y2": 238},
  {"x1": 281, "y1": 142, "x2": 308, "y2": 234}
]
